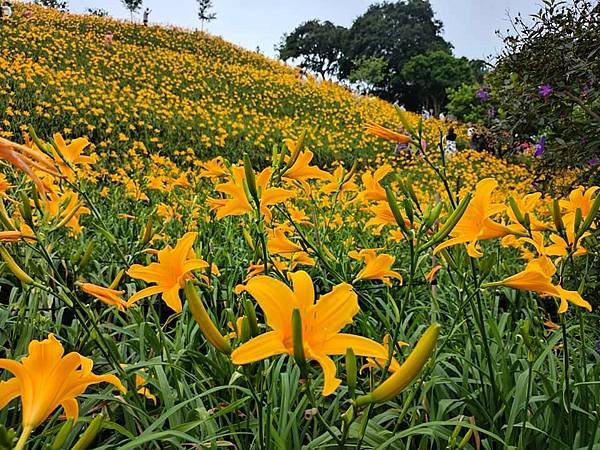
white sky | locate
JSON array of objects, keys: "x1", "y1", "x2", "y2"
[{"x1": 48, "y1": 0, "x2": 543, "y2": 60}]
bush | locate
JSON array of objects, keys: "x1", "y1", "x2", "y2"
[{"x1": 487, "y1": 0, "x2": 600, "y2": 187}]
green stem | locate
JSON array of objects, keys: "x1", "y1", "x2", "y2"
[{"x1": 14, "y1": 426, "x2": 32, "y2": 450}]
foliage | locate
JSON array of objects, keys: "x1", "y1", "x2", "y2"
[
  {"x1": 121, "y1": 0, "x2": 143, "y2": 16},
  {"x1": 348, "y1": 56, "x2": 387, "y2": 94},
  {"x1": 487, "y1": 0, "x2": 600, "y2": 187},
  {"x1": 340, "y1": 0, "x2": 452, "y2": 106},
  {"x1": 34, "y1": 0, "x2": 68, "y2": 11},
  {"x1": 447, "y1": 83, "x2": 489, "y2": 123},
  {"x1": 0, "y1": 4, "x2": 463, "y2": 167},
  {"x1": 401, "y1": 50, "x2": 475, "y2": 114},
  {"x1": 278, "y1": 20, "x2": 348, "y2": 79},
  {"x1": 197, "y1": 0, "x2": 216, "y2": 30},
  {"x1": 0, "y1": 4, "x2": 598, "y2": 449}
]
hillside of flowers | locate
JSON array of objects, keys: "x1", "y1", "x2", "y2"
[{"x1": 0, "y1": 3, "x2": 598, "y2": 450}]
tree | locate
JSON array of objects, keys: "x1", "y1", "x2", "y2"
[
  {"x1": 278, "y1": 20, "x2": 348, "y2": 79},
  {"x1": 121, "y1": 0, "x2": 143, "y2": 21},
  {"x1": 446, "y1": 83, "x2": 489, "y2": 123},
  {"x1": 401, "y1": 50, "x2": 475, "y2": 114},
  {"x1": 34, "y1": 0, "x2": 68, "y2": 11},
  {"x1": 348, "y1": 56, "x2": 387, "y2": 94},
  {"x1": 197, "y1": 0, "x2": 216, "y2": 31},
  {"x1": 340, "y1": 0, "x2": 452, "y2": 104},
  {"x1": 86, "y1": 8, "x2": 109, "y2": 17}
]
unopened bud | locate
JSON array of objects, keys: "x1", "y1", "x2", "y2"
[
  {"x1": 184, "y1": 281, "x2": 231, "y2": 354},
  {"x1": 71, "y1": 414, "x2": 105, "y2": 450},
  {"x1": 355, "y1": 324, "x2": 440, "y2": 407}
]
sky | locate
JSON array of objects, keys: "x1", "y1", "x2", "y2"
[{"x1": 57, "y1": 0, "x2": 542, "y2": 61}]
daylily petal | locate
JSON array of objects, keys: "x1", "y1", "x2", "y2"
[
  {"x1": 313, "y1": 283, "x2": 358, "y2": 334},
  {"x1": 322, "y1": 334, "x2": 388, "y2": 359},
  {"x1": 231, "y1": 331, "x2": 287, "y2": 364},
  {"x1": 241, "y1": 276, "x2": 296, "y2": 332},
  {"x1": 312, "y1": 353, "x2": 341, "y2": 396}
]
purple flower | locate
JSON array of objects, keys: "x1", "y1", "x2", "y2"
[
  {"x1": 487, "y1": 107, "x2": 496, "y2": 118},
  {"x1": 596, "y1": 341, "x2": 600, "y2": 355},
  {"x1": 539, "y1": 84, "x2": 553, "y2": 98},
  {"x1": 589, "y1": 156, "x2": 599, "y2": 168},
  {"x1": 476, "y1": 89, "x2": 490, "y2": 102},
  {"x1": 534, "y1": 136, "x2": 546, "y2": 157}
]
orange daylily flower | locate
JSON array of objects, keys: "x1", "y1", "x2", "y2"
[
  {"x1": 349, "y1": 249, "x2": 403, "y2": 286},
  {"x1": 560, "y1": 186, "x2": 599, "y2": 222},
  {"x1": 50, "y1": 133, "x2": 95, "y2": 180},
  {"x1": 80, "y1": 282, "x2": 128, "y2": 311},
  {"x1": 357, "y1": 165, "x2": 393, "y2": 203},
  {"x1": 434, "y1": 178, "x2": 510, "y2": 258},
  {"x1": 365, "y1": 122, "x2": 411, "y2": 143},
  {"x1": 231, "y1": 271, "x2": 388, "y2": 396},
  {"x1": 213, "y1": 166, "x2": 295, "y2": 221},
  {"x1": 199, "y1": 156, "x2": 229, "y2": 179},
  {"x1": 267, "y1": 227, "x2": 303, "y2": 255},
  {"x1": 0, "y1": 137, "x2": 60, "y2": 193},
  {"x1": 490, "y1": 257, "x2": 591, "y2": 314},
  {"x1": 0, "y1": 335, "x2": 125, "y2": 442},
  {"x1": 127, "y1": 232, "x2": 210, "y2": 313},
  {"x1": 282, "y1": 150, "x2": 331, "y2": 182}
]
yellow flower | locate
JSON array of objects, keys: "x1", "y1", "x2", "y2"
[
  {"x1": 231, "y1": 271, "x2": 388, "y2": 396},
  {"x1": 51, "y1": 133, "x2": 95, "y2": 179},
  {"x1": 282, "y1": 150, "x2": 331, "y2": 182},
  {"x1": 349, "y1": 249, "x2": 403, "y2": 286},
  {"x1": 213, "y1": 166, "x2": 294, "y2": 221},
  {"x1": 559, "y1": 186, "x2": 599, "y2": 221},
  {"x1": 0, "y1": 335, "x2": 125, "y2": 435},
  {"x1": 198, "y1": 156, "x2": 228, "y2": 179},
  {"x1": 357, "y1": 165, "x2": 392, "y2": 203},
  {"x1": 0, "y1": 137, "x2": 59, "y2": 193},
  {"x1": 267, "y1": 227, "x2": 303, "y2": 255},
  {"x1": 365, "y1": 122, "x2": 411, "y2": 143},
  {"x1": 434, "y1": 178, "x2": 509, "y2": 258},
  {"x1": 80, "y1": 282, "x2": 128, "y2": 311},
  {"x1": 491, "y1": 257, "x2": 591, "y2": 313},
  {"x1": 127, "y1": 232, "x2": 209, "y2": 313}
]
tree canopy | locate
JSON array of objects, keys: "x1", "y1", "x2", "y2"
[
  {"x1": 277, "y1": 0, "x2": 474, "y2": 110},
  {"x1": 278, "y1": 20, "x2": 348, "y2": 79},
  {"x1": 401, "y1": 50, "x2": 474, "y2": 114}
]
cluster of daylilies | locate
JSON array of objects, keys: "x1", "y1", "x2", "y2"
[{"x1": 0, "y1": 116, "x2": 597, "y2": 448}]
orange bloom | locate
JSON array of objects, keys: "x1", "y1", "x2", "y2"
[
  {"x1": 81, "y1": 283, "x2": 128, "y2": 311},
  {"x1": 349, "y1": 249, "x2": 403, "y2": 286},
  {"x1": 127, "y1": 232, "x2": 209, "y2": 312},
  {"x1": 434, "y1": 178, "x2": 509, "y2": 258},
  {"x1": 365, "y1": 122, "x2": 411, "y2": 143}
]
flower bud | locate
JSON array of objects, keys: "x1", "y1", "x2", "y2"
[
  {"x1": 78, "y1": 241, "x2": 95, "y2": 270},
  {"x1": 551, "y1": 199, "x2": 564, "y2": 234},
  {"x1": 291, "y1": 308, "x2": 306, "y2": 374},
  {"x1": 71, "y1": 414, "x2": 104, "y2": 450},
  {"x1": 0, "y1": 198, "x2": 16, "y2": 231},
  {"x1": 577, "y1": 192, "x2": 600, "y2": 238},
  {"x1": 345, "y1": 347, "x2": 357, "y2": 398},
  {"x1": 386, "y1": 187, "x2": 410, "y2": 235},
  {"x1": 354, "y1": 324, "x2": 440, "y2": 407},
  {"x1": 243, "y1": 154, "x2": 259, "y2": 206},
  {"x1": 0, "y1": 246, "x2": 34, "y2": 284},
  {"x1": 184, "y1": 281, "x2": 231, "y2": 354},
  {"x1": 50, "y1": 418, "x2": 74, "y2": 450},
  {"x1": 140, "y1": 215, "x2": 154, "y2": 245},
  {"x1": 243, "y1": 299, "x2": 260, "y2": 337}
]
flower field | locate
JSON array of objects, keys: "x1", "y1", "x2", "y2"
[{"x1": 0, "y1": 3, "x2": 599, "y2": 449}]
